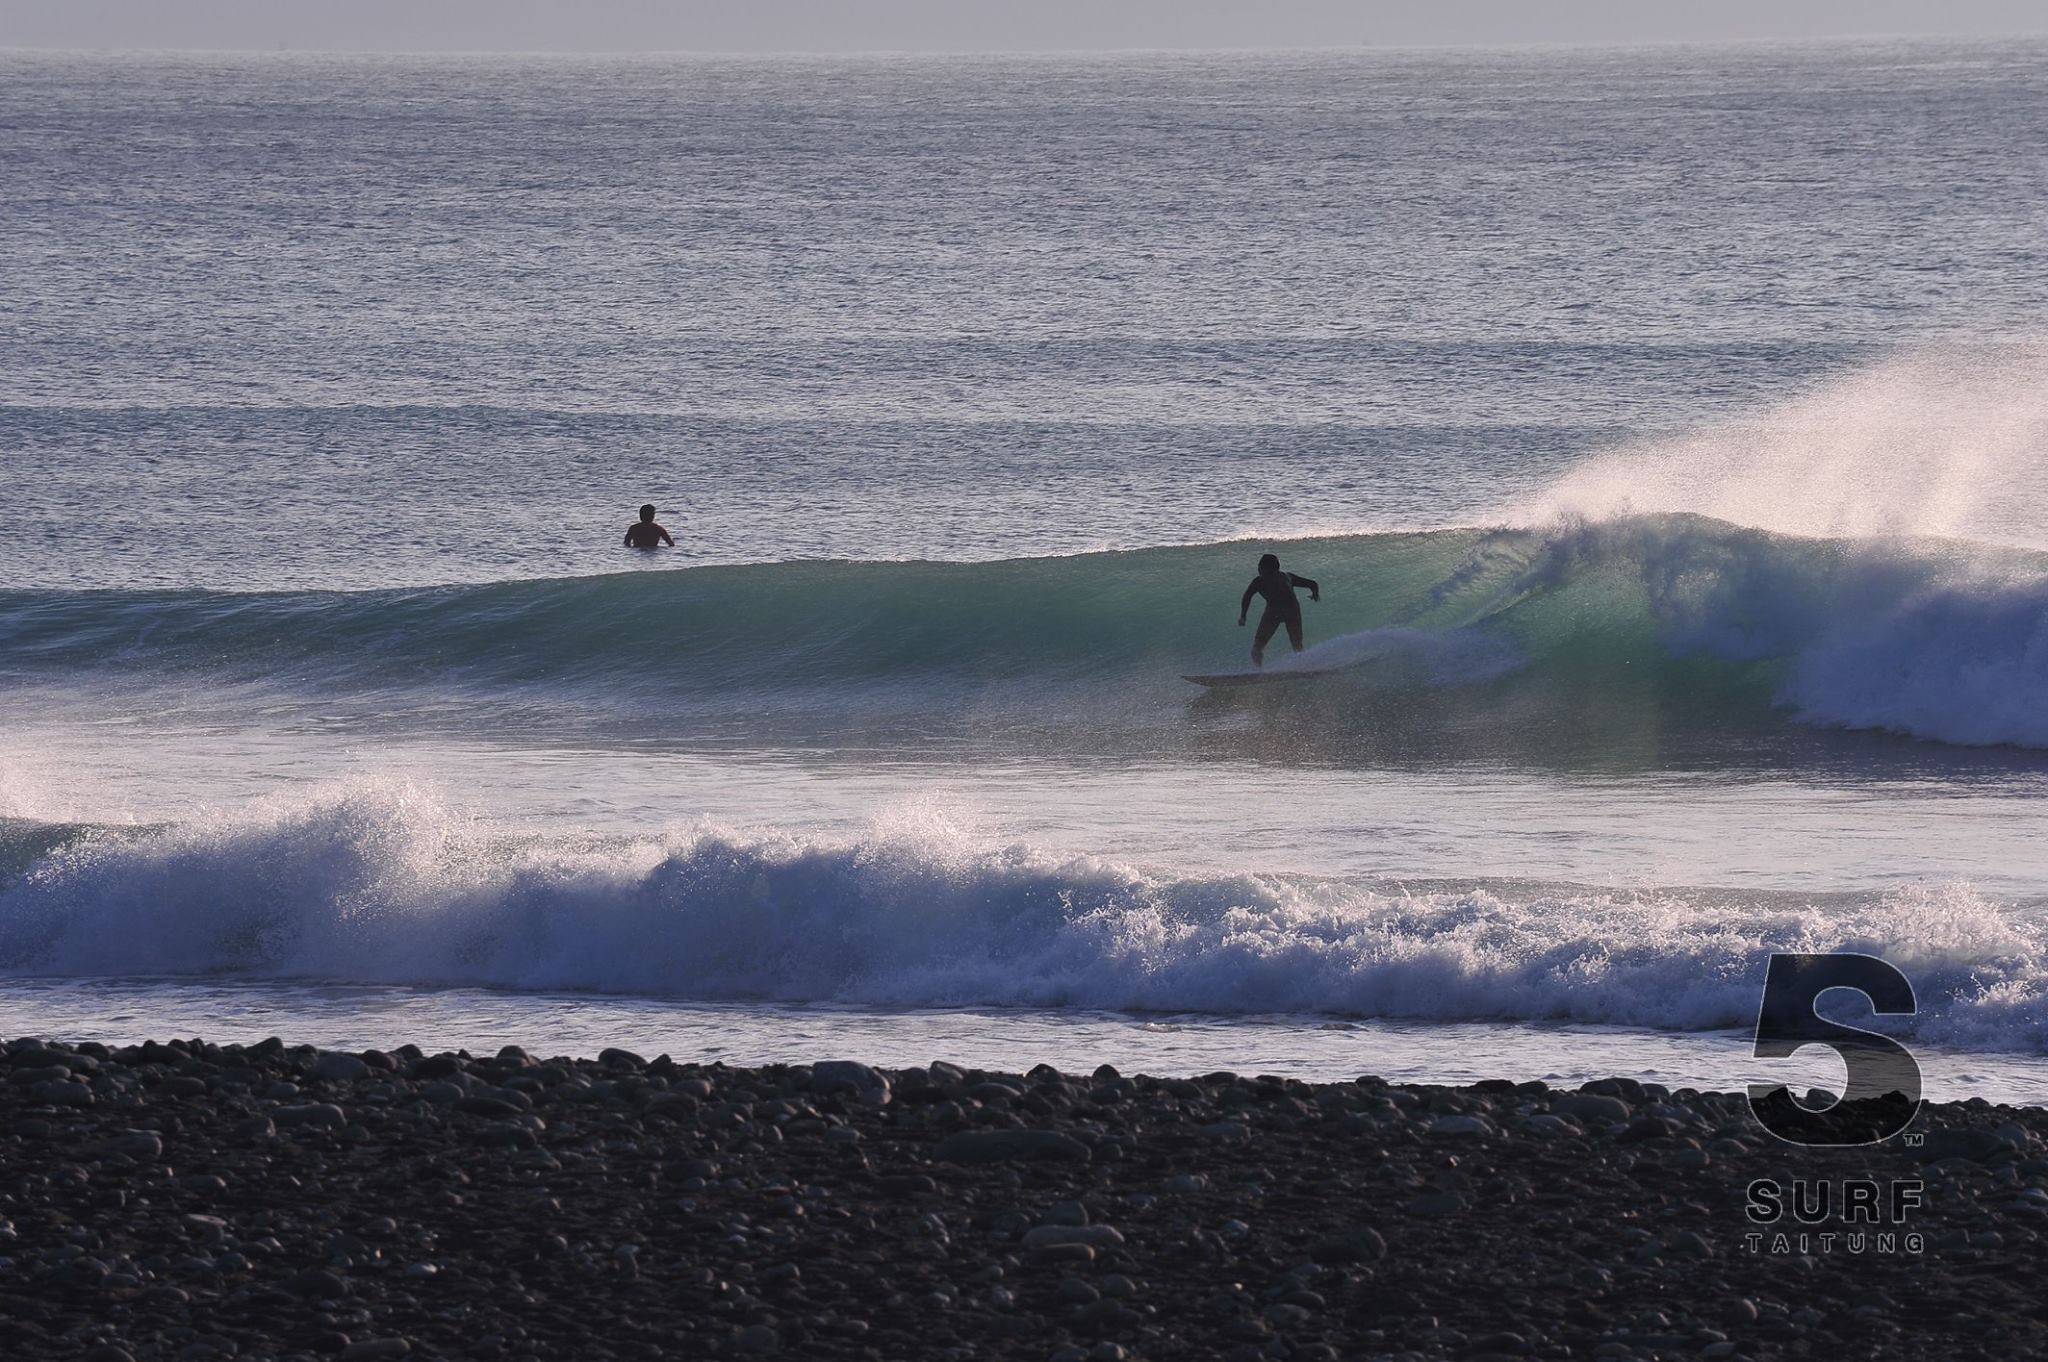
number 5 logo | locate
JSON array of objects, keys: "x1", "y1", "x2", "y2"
[{"x1": 1748, "y1": 953, "x2": 1922, "y2": 1146}]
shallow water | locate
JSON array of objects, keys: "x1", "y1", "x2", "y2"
[{"x1": 6, "y1": 977, "x2": 2047, "y2": 1107}]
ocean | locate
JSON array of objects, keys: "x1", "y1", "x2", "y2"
[{"x1": 4, "y1": 40, "x2": 2047, "y2": 1100}]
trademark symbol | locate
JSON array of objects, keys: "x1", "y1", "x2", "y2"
[{"x1": 1903, "y1": 1133, "x2": 1924, "y2": 1147}]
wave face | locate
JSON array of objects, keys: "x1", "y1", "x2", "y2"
[
  {"x1": 1, "y1": 783, "x2": 2043, "y2": 1052},
  {"x1": 5, "y1": 512, "x2": 2048, "y2": 749}
]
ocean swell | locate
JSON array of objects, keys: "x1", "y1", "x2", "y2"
[{"x1": 4, "y1": 513, "x2": 2048, "y2": 748}]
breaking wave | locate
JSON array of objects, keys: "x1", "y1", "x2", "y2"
[
  {"x1": 5, "y1": 510, "x2": 2048, "y2": 749},
  {"x1": 1, "y1": 782, "x2": 2044, "y2": 1052}
]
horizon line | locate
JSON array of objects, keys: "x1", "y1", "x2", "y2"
[{"x1": 5, "y1": 29, "x2": 2048, "y2": 60}]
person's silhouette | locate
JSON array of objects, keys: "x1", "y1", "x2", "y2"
[
  {"x1": 624, "y1": 503, "x2": 674, "y2": 549},
  {"x1": 1238, "y1": 552, "x2": 1320, "y2": 667}
]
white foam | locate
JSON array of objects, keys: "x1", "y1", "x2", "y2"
[
  {"x1": 3, "y1": 782, "x2": 2044, "y2": 1053},
  {"x1": 1785, "y1": 568, "x2": 2048, "y2": 748}
]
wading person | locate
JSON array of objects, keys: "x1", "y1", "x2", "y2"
[{"x1": 624, "y1": 503, "x2": 674, "y2": 549}]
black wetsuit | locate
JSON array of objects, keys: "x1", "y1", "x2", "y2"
[
  {"x1": 1241, "y1": 569, "x2": 1319, "y2": 663},
  {"x1": 624, "y1": 521, "x2": 673, "y2": 548}
]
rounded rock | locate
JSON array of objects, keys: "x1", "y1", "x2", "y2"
[
  {"x1": 734, "y1": 1324, "x2": 780, "y2": 1353},
  {"x1": 311, "y1": 1052, "x2": 371, "y2": 1084}
]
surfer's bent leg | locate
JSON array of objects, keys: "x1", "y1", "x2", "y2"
[
  {"x1": 1284, "y1": 613, "x2": 1304, "y2": 652},
  {"x1": 1252, "y1": 611, "x2": 1282, "y2": 667}
]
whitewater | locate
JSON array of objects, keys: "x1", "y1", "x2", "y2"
[{"x1": 3, "y1": 41, "x2": 2047, "y2": 1096}]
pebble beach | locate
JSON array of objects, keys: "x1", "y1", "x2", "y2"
[{"x1": 4, "y1": 1036, "x2": 2044, "y2": 1362}]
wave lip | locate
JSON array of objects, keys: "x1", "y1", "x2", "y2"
[{"x1": 3, "y1": 783, "x2": 2045, "y2": 1054}]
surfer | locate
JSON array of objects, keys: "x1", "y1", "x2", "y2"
[
  {"x1": 623, "y1": 503, "x2": 674, "y2": 549},
  {"x1": 1238, "y1": 553, "x2": 1320, "y2": 667}
]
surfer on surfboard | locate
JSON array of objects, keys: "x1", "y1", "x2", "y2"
[
  {"x1": 623, "y1": 503, "x2": 675, "y2": 549},
  {"x1": 1239, "y1": 552, "x2": 1320, "y2": 667}
]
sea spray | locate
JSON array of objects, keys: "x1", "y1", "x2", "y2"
[{"x1": 1515, "y1": 344, "x2": 2048, "y2": 546}]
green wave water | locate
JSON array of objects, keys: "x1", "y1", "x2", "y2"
[{"x1": 4, "y1": 514, "x2": 2046, "y2": 751}]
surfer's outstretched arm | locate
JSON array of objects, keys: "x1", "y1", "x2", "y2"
[
  {"x1": 1238, "y1": 580, "x2": 1259, "y2": 625},
  {"x1": 1290, "y1": 573, "x2": 1321, "y2": 601}
]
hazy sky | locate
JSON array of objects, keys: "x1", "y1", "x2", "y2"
[{"x1": 3, "y1": 0, "x2": 2044, "y2": 53}]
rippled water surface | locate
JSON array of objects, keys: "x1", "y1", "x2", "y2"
[{"x1": 4, "y1": 43, "x2": 2047, "y2": 1090}]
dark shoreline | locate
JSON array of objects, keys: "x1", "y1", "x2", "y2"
[{"x1": 4, "y1": 1036, "x2": 2044, "y2": 1361}]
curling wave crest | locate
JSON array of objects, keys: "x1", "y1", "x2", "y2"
[{"x1": 6, "y1": 511, "x2": 2048, "y2": 749}]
